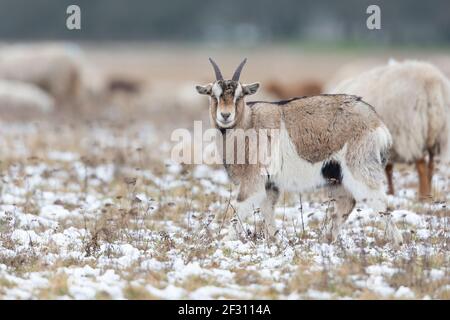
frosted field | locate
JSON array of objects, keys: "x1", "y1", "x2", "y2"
[{"x1": 0, "y1": 118, "x2": 448, "y2": 300}]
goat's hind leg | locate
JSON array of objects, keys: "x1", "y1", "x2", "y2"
[
  {"x1": 324, "y1": 185, "x2": 355, "y2": 243},
  {"x1": 343, "y1": 169, "x2": 403, "y2": 246},
  {"x1": 357, "y1": 187, "x2": 403, "y2": 246}
]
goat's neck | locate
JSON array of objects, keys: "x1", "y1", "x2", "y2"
[
  {"x1": 234, "y1": 103, "x2": 253, "y2": 130},
  {"x1": 216, "y1": 103, "x2": 253, "y2": 180}
]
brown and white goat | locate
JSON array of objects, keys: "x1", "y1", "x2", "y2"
[{"x1": 196, "y1": 58, "x2": 403, "y2": 245}]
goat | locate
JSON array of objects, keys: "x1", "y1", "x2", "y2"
[
  {"x1": 195, "y1": 58, "x2": 403, "y2": 245},
  {"x1": 331, "y1": 60, "x2": 450, "y2": 200}
]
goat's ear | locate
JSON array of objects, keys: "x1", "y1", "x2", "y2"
[
  {"x1": 196, "y1": 84, "x2": 212, "y2": 95},
  {"x1": 242, "y1": 82, "x2": 260, "y2": 95}
]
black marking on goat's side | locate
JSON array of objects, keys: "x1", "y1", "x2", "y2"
[
  {"x1": 265, "y1": 181, "x2": 280, "y2": 194},
  {"x1": 321, "y1": 160, "x2": 343, "y2": 184},
  {"x1": 247, "y1": 96, "x2": 307, "y2": 107}
]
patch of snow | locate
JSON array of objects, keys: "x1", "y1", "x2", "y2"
[
  {"x1": 392, "y1": 210, "x2": 425, "y2": 227},
  {"x1": 307, "y1": 289, "x2": 332, "y2": 299},
  {"x1": 189, "y1": 286, "x2": 252, "y2": 299},
  {"x1": 47, "y1": 151, "x2": 79, "y2": 162},
  {"x1": 40, "y1": 204, "x2": 73, "y2": 220},
  {"x1": 394, "y1": 286, "x2": 415, "y2": 299},
  {"x1": 11, "y1": 229, "x2": 42, "y2": 246},
  {"x1": 146, "y1": 284, "x2": 185, "y2": 299}
]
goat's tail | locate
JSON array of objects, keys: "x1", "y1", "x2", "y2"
[
  {"x1": 374, "y1": 124, "x2": 393, "y2": 167},
  {"x1": 346, "y1": 125, "x2": 392, "y2": 189}
]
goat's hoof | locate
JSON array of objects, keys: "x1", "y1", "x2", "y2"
[
  {"x1": 321, "y1": 224, "x2": 338, "y2": 244},
  {"x1": 388, "y1": 232, "x2": 404, "y2": 248},
  {"x1": 393, "y1": 238, "x2": 404, "y2": 248}
]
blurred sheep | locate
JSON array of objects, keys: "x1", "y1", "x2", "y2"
[
  {"x1": 331, "y1": 60, "x2": 450, "y2": 199},
  {"x1": 0, "y1": 80, "x2": 55, "y2": 114},
  {"x1": 0, "y1": 44, "x2": 83, "y2": 106},
  {"x1": 0, "y1": 43, "x2": 114, "y2": 113}
]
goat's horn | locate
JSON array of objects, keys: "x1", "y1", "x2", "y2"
[
  {"x1": 232, "y1": 58, "x2": 247, "y2": 81},
  {"x1": 208, "y1": 57, "x2": 224, "y2": 80}
]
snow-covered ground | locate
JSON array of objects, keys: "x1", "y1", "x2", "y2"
[{"x1": 0, "y1": 119, "x2": 448, "y2": 300}]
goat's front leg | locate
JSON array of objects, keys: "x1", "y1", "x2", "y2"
[
  {"x1": 225, "y1": 181, "x2": 265, "y2": 241},
  {"x1": 261, "y1": 181, "x2": 280, "y2": 240},
  {"x1": 324, "y1": 185, "x2": 356, "y2": 243}
]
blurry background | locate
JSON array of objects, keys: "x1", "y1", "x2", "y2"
[
  {"x1": 1, "y1": 0, "x2": 449, "y2": 45},
  {"x1": 0, "y1": 0, "x2": 449, "y2": 142}
]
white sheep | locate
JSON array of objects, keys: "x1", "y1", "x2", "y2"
[
  {"x1": 0, "y1": 80, "x2": 55, "y2": 114},
  {"x1": 331, "y1": 60, "x2": 450, "y2": 199},
  {"x1": 0, "y1": 43, "x2": 83, "y2": 105}
]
